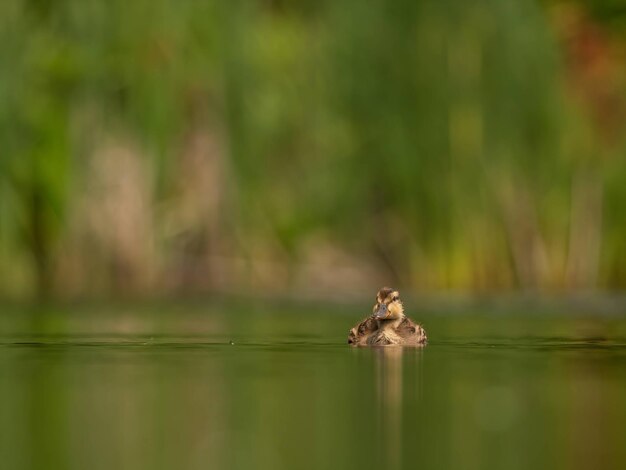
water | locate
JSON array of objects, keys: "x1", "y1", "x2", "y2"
[{"x1": 1, "y1": 303, "x2": 626, "y2": 470}]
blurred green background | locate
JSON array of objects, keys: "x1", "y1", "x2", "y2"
[
  {"x1": 1, "y1": 0, "x2": 626, "y2": 300},
  {"x1": 2, "y1": 3, "x2": 626, "y2": 469}
]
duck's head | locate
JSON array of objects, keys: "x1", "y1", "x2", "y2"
[{"x1": 373, "y1": 287, "x2": 404, "y2": 320}]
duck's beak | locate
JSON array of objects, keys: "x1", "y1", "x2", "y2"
[{"x1": 375, "y1": 303, "x2": 389, "y2": 319}]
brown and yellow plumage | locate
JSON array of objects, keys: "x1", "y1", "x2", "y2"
[{"x1": 348, "y1": 287, "x2": 427, "y2": 346}]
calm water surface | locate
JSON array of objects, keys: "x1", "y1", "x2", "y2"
[{"x1": 1, "y1": 304, "x2": 625, "y2": 470}]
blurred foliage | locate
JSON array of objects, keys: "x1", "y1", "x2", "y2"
[{"x1": 0, "y1": 0, "x2": 626, "y2": 299}]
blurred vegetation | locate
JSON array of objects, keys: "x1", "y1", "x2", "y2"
[{"x1": 1, "y1": 0, "x2": 626, "y2": 299}]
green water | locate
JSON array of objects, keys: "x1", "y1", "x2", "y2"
[{"x1": 1, "y1": 304, "x2": 626, "y2": 470}]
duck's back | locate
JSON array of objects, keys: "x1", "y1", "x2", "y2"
[
  {"x1": 348, "y1": 315, "x2": 378, "y2": 346},
  {"x1": 394, "y1": 316, "x2": 427, "y2": 346},
  {"x1": 348, "y1": 315, "x2": 427, "y2": 346}
]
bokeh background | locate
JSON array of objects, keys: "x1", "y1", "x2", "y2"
[
  {"x1": 2, "y1": 4, "x2": 626, "y2": 470},
  {"x1": 1, "y1": 0, "x2": 626, "y2": 301}
]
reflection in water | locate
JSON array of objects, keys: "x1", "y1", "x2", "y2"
[
  {"x1": 1, "y1": 309, "x2": 626, "y2": 470},
  {"x1": 374, "y1": 347, "x2": 423, "y2": 470}
]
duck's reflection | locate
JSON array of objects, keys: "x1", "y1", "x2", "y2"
[{"x1": 374, "y1": 346, "x2": 424, "y2": 470}]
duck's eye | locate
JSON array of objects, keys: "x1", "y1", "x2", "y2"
[{"x1": 392, "y1": 296, "x2": 398, "y2": 301}]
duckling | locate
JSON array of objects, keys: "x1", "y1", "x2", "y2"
[{"x1": 348, "y1": 287, "x2": 427, "y2": 346}]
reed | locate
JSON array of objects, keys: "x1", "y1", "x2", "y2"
[{"x1": 0, "y1": 0, "x2": 625, "y2": 298}]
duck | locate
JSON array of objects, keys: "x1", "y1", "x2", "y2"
[{"x1": 348, "y1": 287, "x2": 427, "y2": 346}]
